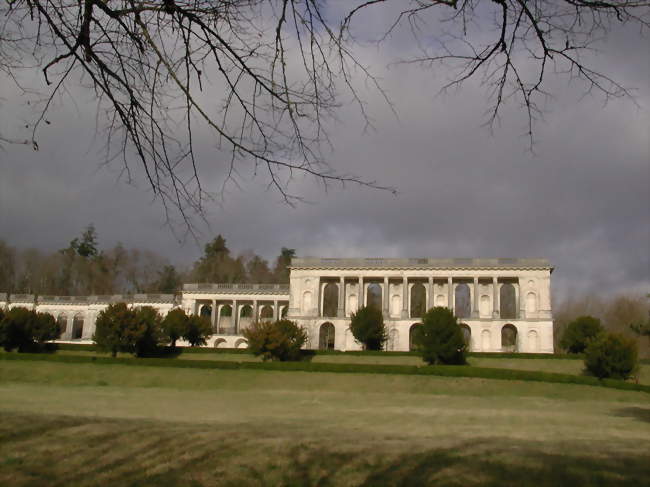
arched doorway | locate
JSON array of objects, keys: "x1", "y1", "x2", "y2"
[
  {"x1": 322, "y1": 283, "x2": 338, "y2": 317},
  {"x1": 72, "y1": 313, "x2": 84, "y2": 340},
  {"x1": 219, "y1": 304, "x2": 232, "y2": 334},
  {"x1": 501, "y1": 324, "x2": 518, "y2": 352},
  {"x1": 409, "y1": 323, "x2": 423, "y2": 351},
  {"x1": 500, "y1": 283, "x2": 517, "y2": 319},
  {"x1": 200, "y1": 304, "x2": 212, "y2": 318},
  {"x1": 410, "y1": 283, "x2": 426, "y2": 318},
  {"x1": 454, "y1": 283, "x2": 471, "y2": 318},
  {"x1": 459, "y1": 323, "x2": 471, "y2": 349},
  {"x1": 260, "y1": 305, "x2": 273, "y2": 320},
  {"x1": 319, "y1": 322, "x2": 335, "y2": 350}
]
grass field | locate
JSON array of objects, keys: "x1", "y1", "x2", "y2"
[
  {"x1": 50, "y1": 348, "x2": 650, "y2": 385},
  {"x1": 1, "y1": 358, "x2": 649, "y2": 486}
]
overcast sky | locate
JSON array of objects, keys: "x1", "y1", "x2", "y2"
[{"x1": 0, "y1": 4, "x2": 648, "y2": 299}]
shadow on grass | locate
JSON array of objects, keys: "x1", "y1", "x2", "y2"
[{"x1": 612, "y1": 407, "x2": 650, "y2": 424}]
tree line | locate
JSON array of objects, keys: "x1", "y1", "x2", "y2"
[{"x1": 0, "y1": 227, "x2": 295, "y2": 296}]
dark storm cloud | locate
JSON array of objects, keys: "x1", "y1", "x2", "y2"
[{"x1": 0, "y1": 8, "x2": 648, "y2": 299}]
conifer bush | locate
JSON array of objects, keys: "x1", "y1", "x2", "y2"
[
  {"x1": 584, "y1": 332, "x2": 638, "y2": 380},
  {"x1": 349, "y1": 306, "x2": 387, "y2": 351},
  {"x1": 417, "y1": 307, "x2": 467, "y2": 365}
]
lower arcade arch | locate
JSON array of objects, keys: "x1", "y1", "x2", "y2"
[{"x1": 319, "y1": 322, "x2": 335, "y2": 350}]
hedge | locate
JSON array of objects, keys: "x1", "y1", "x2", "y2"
[{"x1": 2, "y1": 352, "x2": 648, "y2": 394}]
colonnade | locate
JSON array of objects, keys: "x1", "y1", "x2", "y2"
[
  {"x1": 312, "y1": 275, "x2": 528, "y2": 320},
  {"x1": 196, "y1": 299, "x2": 288, "y2": 335}
]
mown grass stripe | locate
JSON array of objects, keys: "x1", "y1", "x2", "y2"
[{"x1": 2, "y1": 352, "x2": 648, "y2": 394}]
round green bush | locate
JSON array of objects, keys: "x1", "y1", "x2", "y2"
[
  {"x1": 349, "y1": 306, "x2": 387, "y2": 351},
  {"x1": 584, "y1": 332, "x2": 638, "y2": 380},
  {"x1": 244, "y1": 319, "x2": 307, "y2": 361},
  {"x1": 417, "y1": 307, "x2": 467, "y2": 365},
  {"x1": 560, "y1": 315, "x2": 604, "y2": 353}
]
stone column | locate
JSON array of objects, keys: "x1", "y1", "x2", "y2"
[
  {"x1": 216, "y1": 304, "x2": 221, "y2": 334},
  {"x1": 253, "y1": 299, "x2": 258, "y2": 322},
  {"x1": 428, "y1": 277, "x2": 434, "y2": 311},
  {"x1": 273, "y1": 300, "x2": 279, "y2": 321},
  {"x1": 383, "y1": 277, "x2": 390, "y2": 317},
  {"x1": 493, "y1": 277, "x2": 499, "y2": 318},
  {"x1": 359, "y1": 276, "x2": 364, "y2": 309},
  {"x1": 233, "y1": 300, "x2": 238, "y2": 334},
  {"x1": 211, "y1": 299, "x2": 217, "y2": 331},
  {"x1": 447, "y1": 277, "x2": 453, "y2": 312},
  {"x1": 473, "y1": 277, "x2": 479, "y2": 318},
  {"x1": 338, "y1": 276, "x2": 345, "y2": 317},
  {"x1": 401, "y1": 276, "x2": 408, "y2": 318}
]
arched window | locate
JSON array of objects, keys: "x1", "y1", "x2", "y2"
[
  {"x1": 367, "y1": 283, "x2": 382, "y2": 310},
  {"x1": 260, "y1": 305, "x2": 273, "y2": 320},
  {"x1": 500, "y1": 283, "x2": 517, "y2": 319},
  {"x1": 459, "y1": 323, "x2": 471, "y2": 348},
  {"x1": 322, "y1": 283, "x2": 338, "y2": 317},
  {"x1": 410, "y1": 283, "x2": 426, "y2": 318},
  {"x1": 525, "y1": 292, "x2": 537, "y2": 315},
  {"x1": 501, "y1": 324, "x2": 518, "y2": 352},
  {"x1": 319, "y1": 322, "x2": 335, "y2": 350},
  {"x1": 220, "y1": 305, "x2": 232, "y2": 317},
  {"x1": 57, "y1": 313, "x2": 68, "y2": 334},
  {"x1": 409, "y1": 323, "x2": 423, "y2": 351},
  {"x1": 213, "y1": 338, "x2": 227, "y2": 348},
  {"x1": 72, "y1": 313, "x2": 84, "y2": 340},
  {"x1": 302, "y1": 290, "x2": 313, "y2": 313},
  {"x1": 200, "y1": 304, "x2": 212, "y2": 318},
  {"x1": 454, "y1": 283, "x2": 471, "y2": 318},
  {"x1": 280, "y1": 306, "x2": 288, "y2": 318},
  {"x1": 527, "y1": 330, "x2": 539, "y2": 352}
]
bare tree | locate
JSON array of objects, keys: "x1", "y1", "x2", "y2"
[{"x1": 1, "y1": 1, "x2": 648, "y2": 230}]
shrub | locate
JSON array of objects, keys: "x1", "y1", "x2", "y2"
[
  {"x1": 132, "y1": 306, "x2": 164, "y2": 357},
  {"x1": 349, "y1": 306, "x2": 387, "y2": 351},
  {"x1": 0, "y1": 307, "x2": 61, "y2": 352},
  {"x1": 560, "y1": 315, "x2": 604, "y2": 353},
  {"x1": 183, "y1": 315, "x2": 212, "y2": 347},
  {"x1": 584, "y1": 332, "x2": 638, "y2": 380},
  {"x1": 244, "y1": 319, "x2": 307, "y2": 361},
  {"x1": 417, "y1": 307, "x2": 467, "y2": 365},
  {"x1": 161, "y1": 308, "x2": 189, "y2": 348},
  {"x1": 93, "y1": 303, "x2": 139, "y2": 357}
]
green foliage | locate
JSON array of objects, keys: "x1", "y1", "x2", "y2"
[
  {"x1": 3, "y1": 352, "x2": 649, "y2": 394},
  {"x1": 69, "y1": 224, "x2": 98, "y2": 258},
  {"x1": 155, "y1": 265, "x2": 181, "y2": 293},
  {"x1": 584, "y1": 333, "x2": 639, "y2": 380},
  {"x1": 93, "y1": 303, "x2": 137, "y2": 357},
  {"x1": 630, "y1": 319, "x2": 650, "y2": 338},
  {"x1": 349, "y1": 306, "x2": 387, "y2": 351},
  {"x1": 161, "y1": 308, "x2": 189, "y2": 347},
  {"x1": 0, "y1": 307, "x2": 61, "y2": 352},
  {"x1": 132, "y1": 306, "x2": 163, "y2": 357},
  {"x1": 417, "y1": 307, "x2": 467, "y2": 365},
  {"x1": 184, "y1": 315, "x2": 212, "y2": 347},
  {"x1": 560, "y1": 315, "x2": 604, "y2": 353},
  {"x1": 244, "y1": 319, "x2": 307, "y2": 361}
]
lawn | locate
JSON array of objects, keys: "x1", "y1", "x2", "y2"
[
  {"x1": 1, "y1": 359, "x2": 649, "y2": 486},
  {"x1": 52, "y1": 348, "x2": 650, "y2": 385}
]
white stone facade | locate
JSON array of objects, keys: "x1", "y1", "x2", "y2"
[{"x1": 0, "y1": 257, "x2": 554, "y2": 353}]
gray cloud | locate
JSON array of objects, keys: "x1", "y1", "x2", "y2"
[{"x1": 0, "y1": 9, "x2": 648, "y2": 300}]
